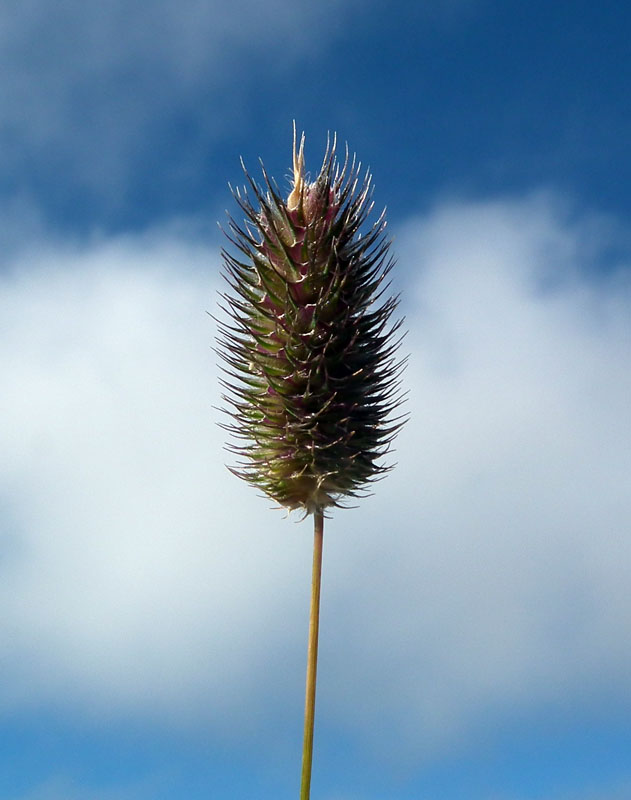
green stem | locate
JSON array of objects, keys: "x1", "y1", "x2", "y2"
[{"x1": 300, "y1": 508, "x2": 324, "y2": 800}]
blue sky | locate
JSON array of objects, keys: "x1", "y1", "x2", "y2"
[{"x1": 1, "y1": 1, "x2": 631, "y2": 799}]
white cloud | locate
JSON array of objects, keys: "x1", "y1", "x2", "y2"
[
  {"x1": 495, "y1": 778, "x2": 631, "y2": 800},
  {"x1": 0, "y1": 229, "x2": 311, "y2": 733},
  {"x1": 14, "y1": 776, "x2": 149, "y2": 800},
  {"x1": 317, "y1": 193, "x2": 631, "y2": 760},
  {"x1": 0, "y1": 0, "x2": 359, "y2": 199},
  {"x1": 1, "y1": 193, "x2": 630, "y2": 768}
]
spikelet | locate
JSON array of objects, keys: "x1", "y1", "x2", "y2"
[{"x1": 216, "y1": 128, "x2": 406, "y2": 515}]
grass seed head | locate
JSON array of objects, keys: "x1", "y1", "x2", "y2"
[{"x1": 216, "y1": 128, "x2": 407, "y2": 515}]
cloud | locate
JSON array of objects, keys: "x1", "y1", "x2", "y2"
[
  {"x1": 1, "y1": 193, "x2": 630, "y2": 768},
  {"x1": 318, "y1": 193, "x2": 631, "y2": 759},
  {"x1": 495, "y1": 777, "x2": 631, "y2": 800},
  {"x1": 0, "y1": 228, "x2": 310, "y2": 733},
  {"x1": 0, "y1": 0, "x2": 359, "y2": 206},
  {"x1": 14, "y1": 776, "x2": 151, "y2": 800}
]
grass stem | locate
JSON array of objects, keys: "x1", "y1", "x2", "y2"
[{"x1": 300, "y1": 509, "x2": 324, "y2": 799}]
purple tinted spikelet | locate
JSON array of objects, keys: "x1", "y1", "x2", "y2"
[{"x1": 216, "y1": 129, "x2": 406, "y2": 515}]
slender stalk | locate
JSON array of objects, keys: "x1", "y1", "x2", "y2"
[{"x1": 300, "y1": 508, "x2": 324, "y2": 799}]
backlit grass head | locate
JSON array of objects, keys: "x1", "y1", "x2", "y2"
[{"x1": 216, "y1": 128, "x2": 406, "y2": 515}]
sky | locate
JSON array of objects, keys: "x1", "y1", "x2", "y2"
[{"x1": 1, "y1": 1, "x2": 630, "y2": 799}]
